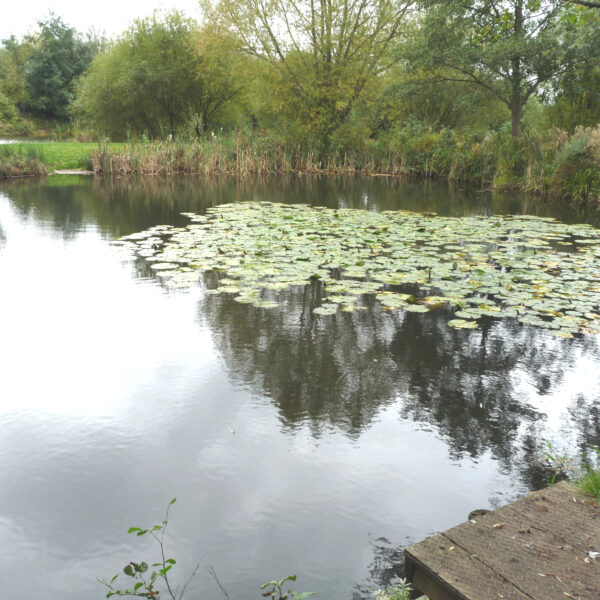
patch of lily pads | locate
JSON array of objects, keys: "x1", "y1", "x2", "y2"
[{"x1": 113, "y1": 202, "x2": 600, "y2": 337}]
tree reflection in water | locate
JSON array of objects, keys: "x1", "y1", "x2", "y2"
[
  {"x1": 4, "y1": 173, "x2": 600, "y2": 242},
  {"x1": 201, "y1": 276, "x2": 597, "y2": 460},
  {"x1": 199, "y1": 276, "x2": 600, "y2": 591}
]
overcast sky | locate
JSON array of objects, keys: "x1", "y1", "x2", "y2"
[{"x1": 1, "y1": 0, "x2": 203, "y2": 40}]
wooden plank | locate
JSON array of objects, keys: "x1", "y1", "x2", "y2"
[
  {"x1": 482, "y1": 503, "x2": 600, "y2": 596},
  {"x1": 410, "y1": 561, "x2": 463, "y2": 600},
  {"x1": 405, "y1": 483, "x2": 600, "y2": 600},
  {"x1": 444, "y1": 508, "x2": 598, "y2": 599},
  {"x1": 495, "y1": 484, "x2": 600, "y2": 554},
  {"x1": 405, "y1": 531, "x2": 529, "y2": 600}
]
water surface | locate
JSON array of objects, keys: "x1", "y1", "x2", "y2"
[{"x1": 1, "y1": 175, "x2": 599, "y2": 600}]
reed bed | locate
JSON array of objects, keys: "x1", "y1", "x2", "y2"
[
  {"x1": 0, "y1": 144, "x2": 48, "y2": 178},
  {"x1": 87, "y1": 126, "x2": 600, "y2": 207}
]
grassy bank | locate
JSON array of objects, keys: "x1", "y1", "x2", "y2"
[
  {"x1": 0, "y1": 144, "x2": 47, "y2": 177},
  {"x1": 579, "y1": 446, "x2": 600, "y2": 502},
  {"x1": 3, "y1": 129, "x2": 600, "y2": 208},
  {"x1": 543, "y1": 441, "x2": 600, "y2": 503},
  {"x1": 0, "y1": 141, "x2": 125, "y2": 176},
  {"x1": 89, "y1": 127, "x2": 600, "y2": 206}
]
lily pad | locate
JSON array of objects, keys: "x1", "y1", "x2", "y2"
[
  {"x1": 120, "y1": 202, "x2": 600, "y2": 335},
  {"x1": 313, "y1": 305, "x2": 339, "y2": 316},
  {"x1": 448, "y1": 319, "x2": 479, "y2": 329}
]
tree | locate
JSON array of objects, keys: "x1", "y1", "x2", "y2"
[
  {"x1": 546, "y1": 6, "x2": 600, "y2": 130},
  {"x1": 192, "y1": 26, "x2": 245, "y2": 133},
  {"x1": 206, "y1": 0, "x2": 415, "y2": 152},
  {"x1": 412, "y1": 1, "x2": 579, "y2": 136},
  {"x1": 369, "y1": 66, "x2": 509, "y2": 133},
  {"x1": 24, "y1": 14, "x2": 101, "y2": 120},
  {"x1": 0, "y1": 35, "x2": 34, "y2": 108},
  {"x1": 73, "y1": 12, "x2": 241, "y2": 139}
]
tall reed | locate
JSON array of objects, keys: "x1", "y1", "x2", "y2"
[
  {"x1": 89, "y1": 127, "x2": 600, "y2": 206},
  {"x1": 0, "y1": 144, "x2": 48, "y2": 178}
]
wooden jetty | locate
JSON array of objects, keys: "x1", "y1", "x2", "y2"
[{"x1": 404, "y1": 482, "x2": 600, "y2": 600}]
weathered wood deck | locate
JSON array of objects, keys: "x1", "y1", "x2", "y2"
[{"x1": 404, "y1": 482, "x2": 600, "y2": 600}]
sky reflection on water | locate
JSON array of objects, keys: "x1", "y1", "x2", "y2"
[{"x1": 0, "y1": 175, "x2": 599, "y2": 600}]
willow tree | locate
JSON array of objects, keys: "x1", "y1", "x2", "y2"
[
  {"x1": 205, "y1": 0, "x2": 415, "y2": 151},
  {"x1": 73, "y1": 12, "x2": 241, "y2": 139},
  {"x1": 413, "y1": 1, "x2": 579, "y2": 137}
]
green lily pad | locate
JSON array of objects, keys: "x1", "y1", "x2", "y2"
[
  {"x1": 121, "y1": 201, "x2": 600, "y2": 335},
  {"x1": 313, "y1": 305, "x2": 339, "y2": 316},
  {"x1": 448, "y1": 319, "x2": 479, "y2": 329}
]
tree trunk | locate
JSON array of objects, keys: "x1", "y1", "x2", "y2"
[
  {"x1": 511, "y1": 0, "x2": 524, "y2": 137},
  {"x1": 511, "y1": 99, "x2": 522, "y2": 137}
]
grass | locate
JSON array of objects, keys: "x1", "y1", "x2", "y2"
[
  {"x1": 543, "y1": 441, "x2": 600, "y2": 502},
  {"x1": 25, "y1": 142, "x2": 125, "y2": 170},
  {"x1": 87, "y1": 127, "x2": 600, "y2": 206},
  {"x1": 579, "y1": 445, "x2": 600, "y2": 501},
  {"x1": 0, "y1": 141, "x2": 125, "y2": 176},
  {"x1": 0, "y1": 143, "x2": 47, "y2": 177},
  {"x1": 580, "y1": 468, "x2": 600, "y2": 500},
  {"x1": 2, "y1": 127, "x2": 600, "y2": 208}
]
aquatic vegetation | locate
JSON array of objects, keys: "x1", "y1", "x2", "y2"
[
  {"x1": 580, "y1": 445, "x2": 600, "y2": 501},
  {"x1": 261, "y1": 575, "x2": 315, "y2": 600},
  {"x1": 0, "y1": 144, "x2": 47, "y2": 177},
  {"x1": 115, "y1": 202, "x2": 600, "y2": 336},
  {"x1": 373, "y1": 579, "x2": 413, "y2": 600},
  {"x1": 97, "y1": 498, "x2": 199, "y2": 600},
  {"x1": 98, "y1": 499, "x2": 312, "y2": 599},
  {"x1": 542, "y1": 441, "x2": 600, "y2": 502}
]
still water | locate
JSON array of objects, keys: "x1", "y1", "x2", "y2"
[{"x1": 1, "y1": 175, "x2": 599, "y2": 600}]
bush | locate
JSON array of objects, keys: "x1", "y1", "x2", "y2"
[
  {"x1": 0, "y1": 91, "x2": 17, "y2": 121},
  {"x1": 551, "y1": 126, "x2": 600, "y2": 204}
]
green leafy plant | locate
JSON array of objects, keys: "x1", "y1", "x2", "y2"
[
  {"x1": 260, "y1": 575, "x2": 315, "y2": 600},
  {"x1": 541, "y1": 440, "x2": 574, "y2": 484},
  {"x1": 541, "y1": 440, "x2": 600, "y2": 502},
  {"x1": 98, "y1": 498, "x2": 199, "y2": 600},
  {"x1": 580, "y1": 445, "x2": 600, "y2": 500},
  {"x1": 373, "y1": 578, "x2": 413, "y2": 600},
  {"x1": 98, "y1": 500, "x2": 316, "y2": 600}
]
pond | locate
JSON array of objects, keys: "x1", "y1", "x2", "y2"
[{"x1": 1, "y1": 174, "x2": 599, "y2": 600}]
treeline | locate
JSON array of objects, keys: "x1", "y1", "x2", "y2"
[
  {"x1": 1, "y1": 2, "x2": 600, "y2": 201},
  {"x1": 0, "y1": 14, "x2": 103, "y2": 134}
]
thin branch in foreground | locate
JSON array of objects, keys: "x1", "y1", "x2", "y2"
[{"x1": 206, "y1": 565, "x2": 232, "y2": 600}]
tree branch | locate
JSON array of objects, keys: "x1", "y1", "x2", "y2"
[{"x1": 570, "y1": 0, "x2": 600, "y2": 7}]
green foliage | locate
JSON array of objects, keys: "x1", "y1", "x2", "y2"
[
  {"x1": 580, "y1": 447, "x2": 600, "y2": 500},
  {"x1": 73, "y1": 11, "x2": 241, "y2": 140},
  {"x1": 545, "y1": 8, "x2": 600, "y2": 131},
  {"x1": 542, "y1": 442, "x2": 600, "y2": 501},
  {"x1": 372, "y1": 66, "x2": 509, "y2": 134},
  {"x1": 551, "y1": 126, "x2": 600, "y2": 202},
  {"x1": 541, "y1": 440, "x2": 575, "y2": 483},
  {"x1": 87, "y1": 123, "x2": 600, "y2": 206},
  {"x1": 23, "y1": 14, "x2": 101, "y2": 120},
  {"x1": 373, "y1": 578, "x2": 413, "y2": 600},
  {"x1": 0, "y1": 90, "x2": 17, "y2": 121},
  {"x1": 0, "y1": 143, "x2": 47, "y2": 177},
  {"x1": 208, "y1": 0, "x2": 413, "y2": 155},
  {"x1": 119, "y1": 200, "x2": 600, "y2": 337},
  {"x1": 0, "y1": 35, "x2": 33, "y2": 107},
  {"x1": 410, "y1": 1, "x2": 580, "y2": 136},
  {"x1": 0, "y1": 141, "x2": 123, "y2": 171},
  {"x1": 261, "y1": 575, "x2": 315, "y2": 600},
  {"x1": 97, "y1": 498, "x2": 199, "y2": 600},
  {"x1": 98, "y1": 498, "x2": 316, "y2": 600}
]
